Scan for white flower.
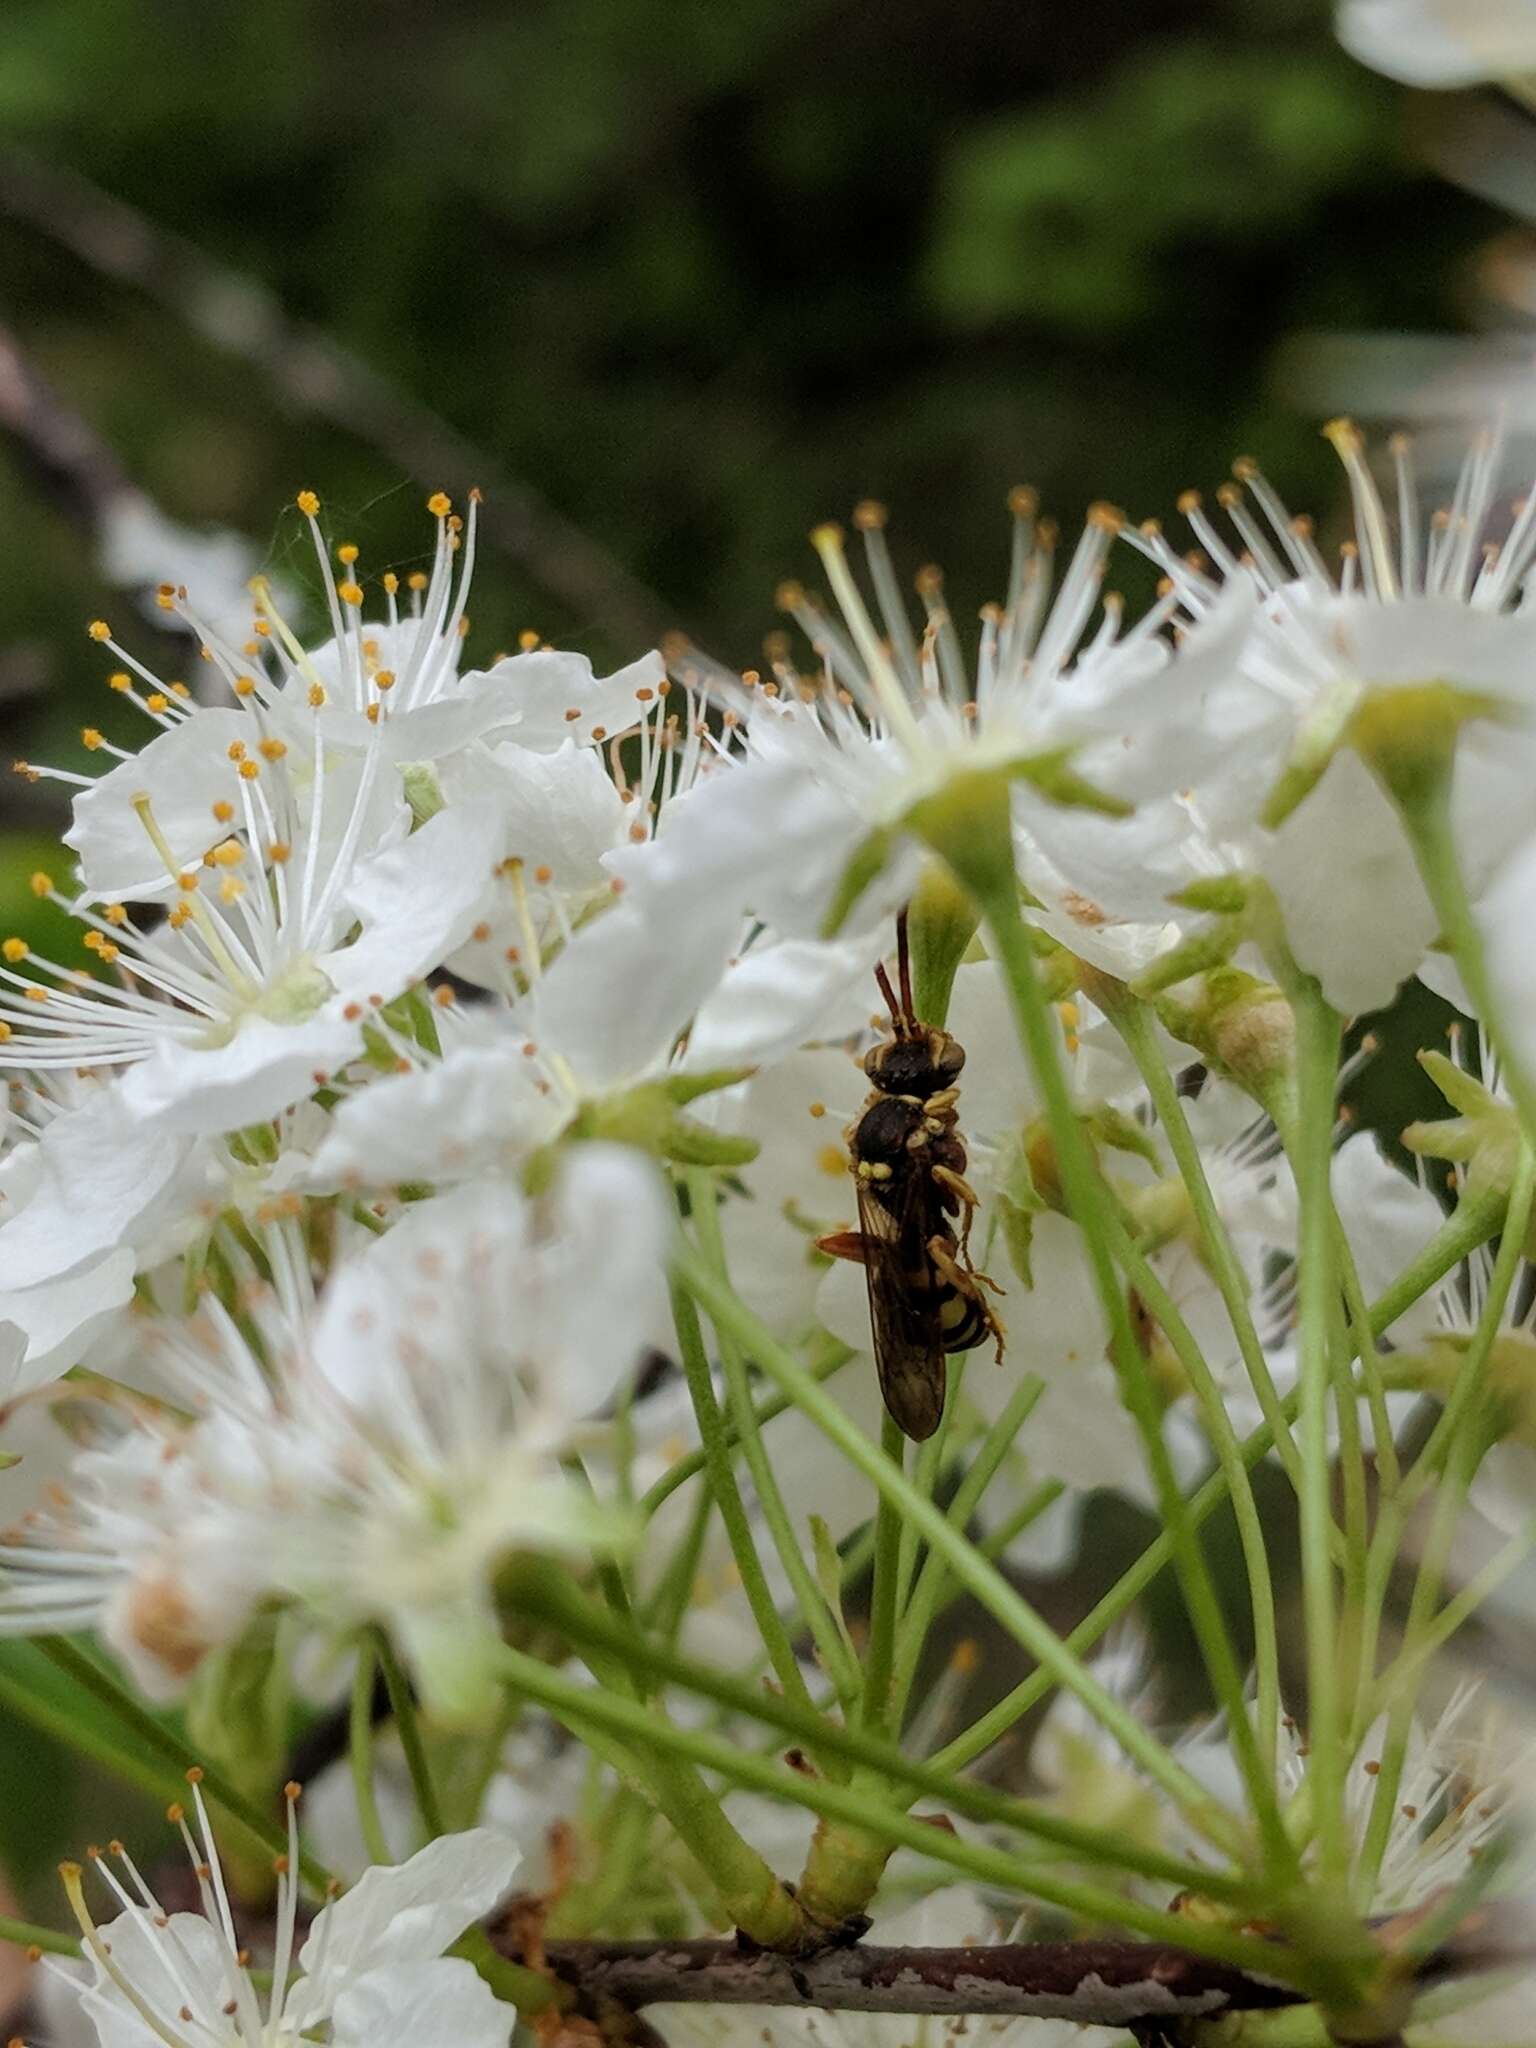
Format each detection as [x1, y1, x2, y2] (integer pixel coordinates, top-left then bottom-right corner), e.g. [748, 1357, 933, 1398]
[59, 1781, 517, 2048]
[266, 1145, 671, 1715]
[1128, 426, 1536, 1013]
[0, 775, 504, 1135]
[1338, 0, 1536, 87]
[648, 499, 1253, 950]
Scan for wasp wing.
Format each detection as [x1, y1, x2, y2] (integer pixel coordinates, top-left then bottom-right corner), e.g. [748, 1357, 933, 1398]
[854, 1170, 947, 1442]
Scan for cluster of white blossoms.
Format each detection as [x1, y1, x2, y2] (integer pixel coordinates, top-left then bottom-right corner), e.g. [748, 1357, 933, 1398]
[2, 434, 1536, 2048]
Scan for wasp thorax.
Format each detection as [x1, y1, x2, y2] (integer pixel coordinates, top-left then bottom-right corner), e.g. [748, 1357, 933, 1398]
[865, 1028, 965, 1099]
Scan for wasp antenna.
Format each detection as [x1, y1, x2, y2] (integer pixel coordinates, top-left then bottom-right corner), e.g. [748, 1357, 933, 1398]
[874, 959, 904, 1033]
[895, 907, 914, 1025]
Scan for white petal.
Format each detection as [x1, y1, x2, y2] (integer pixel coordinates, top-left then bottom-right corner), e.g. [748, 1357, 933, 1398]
[296, 1828, 521, 1993]
[1332, 1132, 1446, 1344]
[306, 1045, 556, 1190]
[63, 710, 250, 899]
[454, 648, 665, 753]
[118, 1011, 362, 1136]
[1262, 751, 1436, 1015]
[0, 1087, 190, 1288]
[328, 1959, 514, 2048]
[1338, 0, 1536, 85]
[329, 799, 513, 1000]
[0, 1247, 137, 1397]
[684, 931, 882, 1071]
[1479, 833, 1536, 1081]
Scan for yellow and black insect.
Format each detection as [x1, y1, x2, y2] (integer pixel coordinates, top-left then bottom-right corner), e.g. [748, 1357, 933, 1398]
[817, 914, 1004, 1441]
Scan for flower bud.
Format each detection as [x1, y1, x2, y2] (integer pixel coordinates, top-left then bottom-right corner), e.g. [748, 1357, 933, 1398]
[1153, 967, 1297, 1117]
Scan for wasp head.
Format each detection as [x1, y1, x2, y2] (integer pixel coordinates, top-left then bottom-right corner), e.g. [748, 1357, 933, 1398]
[864, 1027, 965, 1100]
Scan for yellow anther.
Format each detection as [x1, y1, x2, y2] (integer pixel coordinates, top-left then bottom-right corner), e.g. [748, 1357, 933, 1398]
[227, 740, 247, 761]
[407, 571, 428, 592]
[211, 800, 234, 823]
[87, 620, 111, 642]
[29, 872, 52, 897]
[211, 840, 244, 867]
[518, 629, 540, 651]
[23, 988, 48, 1003]
[233, 675, 256, 697]
[373, 669, 395, 691]
[83, 930, 104, 952]
[2, 937, 28, 962]
[268, 841, 292, 864]
[145, 693, 169, 713]
[257, 737, 287, 761]
[432, 983, 455, 1007]
[218, 877, 245, 903]
[808, 1101, 826, 1117]
[176, 871, 199, 893]
[296, 489, 321, 518]
[104, 903, 127, 925]
[337, 582, 364, 607]
[365, 703, 380, 723]
[382, 571, 399, 594]
[817, 1143, 847, 1176]
[155, 591, 176, 612]
[237, 759, 260, 780]
[427, 490, 452, 518]
[308, 683, 326, 708]
[96, 941, 120, 964]
[107, 671, 132, 693]
[0, 1021, 11, 1043]
[168, 902, 192, 928]
[169, 682, 190, 697]
[81, 728, 104, 750]
[336, 543, 359, 566]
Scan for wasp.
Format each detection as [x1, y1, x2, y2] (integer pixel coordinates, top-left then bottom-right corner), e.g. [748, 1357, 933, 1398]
[817, 914, 1004, 1441]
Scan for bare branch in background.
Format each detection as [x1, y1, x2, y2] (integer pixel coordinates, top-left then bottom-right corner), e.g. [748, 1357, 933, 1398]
[508, 1903, 1533, 2021]
[0, 151, 676, 649]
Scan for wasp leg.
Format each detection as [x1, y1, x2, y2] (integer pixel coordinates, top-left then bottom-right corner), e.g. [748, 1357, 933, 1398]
[815, 1229, 872, 1265]
[930, 1162, 982, 1256]
[927, 1234, 1007, 1361]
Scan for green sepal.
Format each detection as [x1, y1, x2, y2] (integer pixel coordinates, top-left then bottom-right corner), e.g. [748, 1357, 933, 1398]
[1167, 873, 1256, 916]
[663, 1066, 757, 1107]
[1131, 916, 1244, 996]
[1416, 1046, 1500, 1123]
[1085, 1101, 1163, 1172]
[820, 826, 895, 939]
[400, 761, 445, 826]
[183, 1607, 292, 1823]
[907, 861, 978, 1026]
[1348, 680, 1507, 813]
[0, 1449, 18, 1471]
[1259, 675, 1360, 829]
[1007, 747, 1133, 818]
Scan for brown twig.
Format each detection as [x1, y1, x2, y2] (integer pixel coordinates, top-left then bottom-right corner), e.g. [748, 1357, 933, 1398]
[0, 151, 675, 649]
[493, 1902, 1532, 2021]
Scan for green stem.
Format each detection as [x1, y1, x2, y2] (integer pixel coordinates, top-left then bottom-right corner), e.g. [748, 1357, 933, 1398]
[492, 1644, 1302, 1978]
[888, 1373, 1045, 1723]
[675, 1249, 1243, 1859]
[862, 1413, 906, 1733]
[971, 881, 1286, 1871]
[517, 1563, 1242, 1897]
[668, 1273, 824, 1726]
[1103, 1211, 1283, 1775]
[685, 1174, 861, 1714]
[1112, 994, 1303, 1493]
[36, 1636, 331, 1894]
[929, 1197, 1500, 1776]
[1355, 1139, 1535, 1902]
[372, 1624, 445, 1840]
[1287, 983, 1349, 1892]
[349, 1636, 392, 1866]
[1400, 772, 1536, 1143]
[0, 1913, 81, 1958]
[639, 1337, 853, 1519]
